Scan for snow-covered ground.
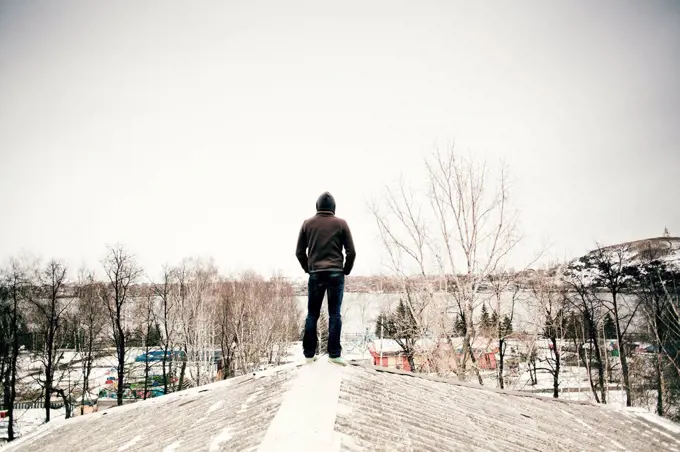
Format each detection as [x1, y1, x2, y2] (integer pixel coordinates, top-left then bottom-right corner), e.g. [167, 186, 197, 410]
[14, 347, 168, 402]
[0, 408, 65, 441]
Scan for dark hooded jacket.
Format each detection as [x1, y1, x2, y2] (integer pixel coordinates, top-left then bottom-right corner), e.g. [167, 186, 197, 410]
[296, 192, 356, 275]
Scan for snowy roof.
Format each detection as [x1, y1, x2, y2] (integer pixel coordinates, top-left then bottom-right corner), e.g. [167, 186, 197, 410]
[368, 337, 498, 355]
[4, 360, 680, 451]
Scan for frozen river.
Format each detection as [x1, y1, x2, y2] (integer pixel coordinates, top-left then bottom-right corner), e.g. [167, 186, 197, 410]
[296, 289, 646, 336]
[295, 290, 547, 336]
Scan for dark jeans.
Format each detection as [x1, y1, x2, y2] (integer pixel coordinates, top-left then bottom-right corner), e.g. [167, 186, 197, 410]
[303, 271, 344, 359]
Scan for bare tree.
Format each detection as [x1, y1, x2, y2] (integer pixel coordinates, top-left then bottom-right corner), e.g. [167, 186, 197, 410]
[368, 177, 440, 375]
[0, 284, 11, 424]
[75, 268, 107, 415]
[518, 333, 539, 387]
[583, 244, 640, 407]
[174, 258, 218, 387]
[487, 271, 521, 389]
[1, 259, 31, 442]
[528, 266, 565, 398]
[135, 285, 158, 400]
[100, 245, 143, 406]
[267, 275, 300, 365]
[216, 278, 236, 379]
[634, 253, 680, 419]
[172, 262, 189, 391]
[224, 272, 300, 376]
[369, 144, 520, 382]
[40, 322, 80, 421]
[426, 146, 520, 383]
[563, 261, 608, 404]
[153, 265, 178, 393]
[187, 260, 218, 386]
[27, 259, 72, 423]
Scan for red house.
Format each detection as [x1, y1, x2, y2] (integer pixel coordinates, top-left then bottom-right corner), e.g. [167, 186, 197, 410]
[368, 342, 412, 371]
[368, 339, 497, 372]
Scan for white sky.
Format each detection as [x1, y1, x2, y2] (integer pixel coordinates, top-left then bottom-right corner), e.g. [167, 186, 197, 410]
[1, 0, 679, 279]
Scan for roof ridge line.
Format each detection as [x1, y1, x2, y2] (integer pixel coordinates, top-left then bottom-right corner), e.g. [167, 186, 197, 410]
[258, 359, 343, 451]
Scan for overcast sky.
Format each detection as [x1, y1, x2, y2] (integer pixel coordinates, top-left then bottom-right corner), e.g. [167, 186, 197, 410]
[1, 0, 679, 279]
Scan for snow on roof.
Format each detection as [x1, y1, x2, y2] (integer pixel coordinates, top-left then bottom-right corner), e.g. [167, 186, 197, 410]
[369, 338, 446, 355]
[368, 337, 498, 355]
[4, 360, 680, 451]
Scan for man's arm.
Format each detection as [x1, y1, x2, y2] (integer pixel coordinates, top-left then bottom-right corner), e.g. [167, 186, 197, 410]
[295, 221, 309, 273]
[342, 221, 356, 275]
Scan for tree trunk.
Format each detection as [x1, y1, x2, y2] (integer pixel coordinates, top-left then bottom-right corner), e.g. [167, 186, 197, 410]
[219, 340, 233, 380]
[497, 338, 505, 389]
[44, 332, 54, 423]
[178, 353, 187, 391]
[52, 387, 71, 419]
[162, 346, 169, 394]
[612, 295, 631, 407]
[81, 331, 94, 416]
[462, 296, 475, 379]
[116, 325, 126, 407]
[168, 355, 174, 392]
[196, 352, 201, 387]
[407, 353, 416, 372]
[584, 312, 606, 404]
[656, 351, 664, 416]
[581, 345, 600, 404]
[142, 329, 151, 401]
[143, 353, 150, 400]
[2, 362, 9, 412]
[592, 338, 606, 404]
[2, 358, 11, 434]
[528, 349, 538, 386]
[44, 371, 52, 422]
[7, 292, 20, 442]
[467, 344, 484, 386]
[551, 337, 560, 398]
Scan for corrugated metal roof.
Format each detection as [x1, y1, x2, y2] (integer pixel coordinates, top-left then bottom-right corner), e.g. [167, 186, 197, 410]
[337, 364, 680, 451]
[3, 360, 680, 451]
[1, 365, 297, 452]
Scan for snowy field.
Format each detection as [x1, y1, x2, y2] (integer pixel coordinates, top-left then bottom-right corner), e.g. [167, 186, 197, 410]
[0, 409, 65, 442]
[14, 347, 162, 399]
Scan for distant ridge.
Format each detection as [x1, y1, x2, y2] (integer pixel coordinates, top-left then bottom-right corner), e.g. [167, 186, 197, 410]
[581, 235, 680, 267]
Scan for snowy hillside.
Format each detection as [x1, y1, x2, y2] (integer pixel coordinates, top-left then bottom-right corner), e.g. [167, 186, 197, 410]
[563, 235, 680, 284]
[594, 236, 680, 267]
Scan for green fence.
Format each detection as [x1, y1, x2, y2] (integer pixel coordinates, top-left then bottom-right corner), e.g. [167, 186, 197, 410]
[1, 402, 64, 410]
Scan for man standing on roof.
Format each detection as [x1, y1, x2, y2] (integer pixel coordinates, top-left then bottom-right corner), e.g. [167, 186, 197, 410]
[296, 192, 356, 366]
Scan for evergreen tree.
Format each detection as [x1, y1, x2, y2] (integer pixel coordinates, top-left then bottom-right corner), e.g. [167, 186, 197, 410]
[603, 312, 617, 339]
[502, 315, 513, 336]
[454, 313, 466, 336]
[562, 311, 583, 341]
[490, 310, 499, 335]
[372, 298, 420, 370]
[375, 311, 389, 337]
[376, 299, 418, 340]
[480, 303, 491, 334]
[147, 323, 162, 347]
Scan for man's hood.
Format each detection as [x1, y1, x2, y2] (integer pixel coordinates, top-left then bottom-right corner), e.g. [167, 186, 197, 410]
[316, 192, 336, 213]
